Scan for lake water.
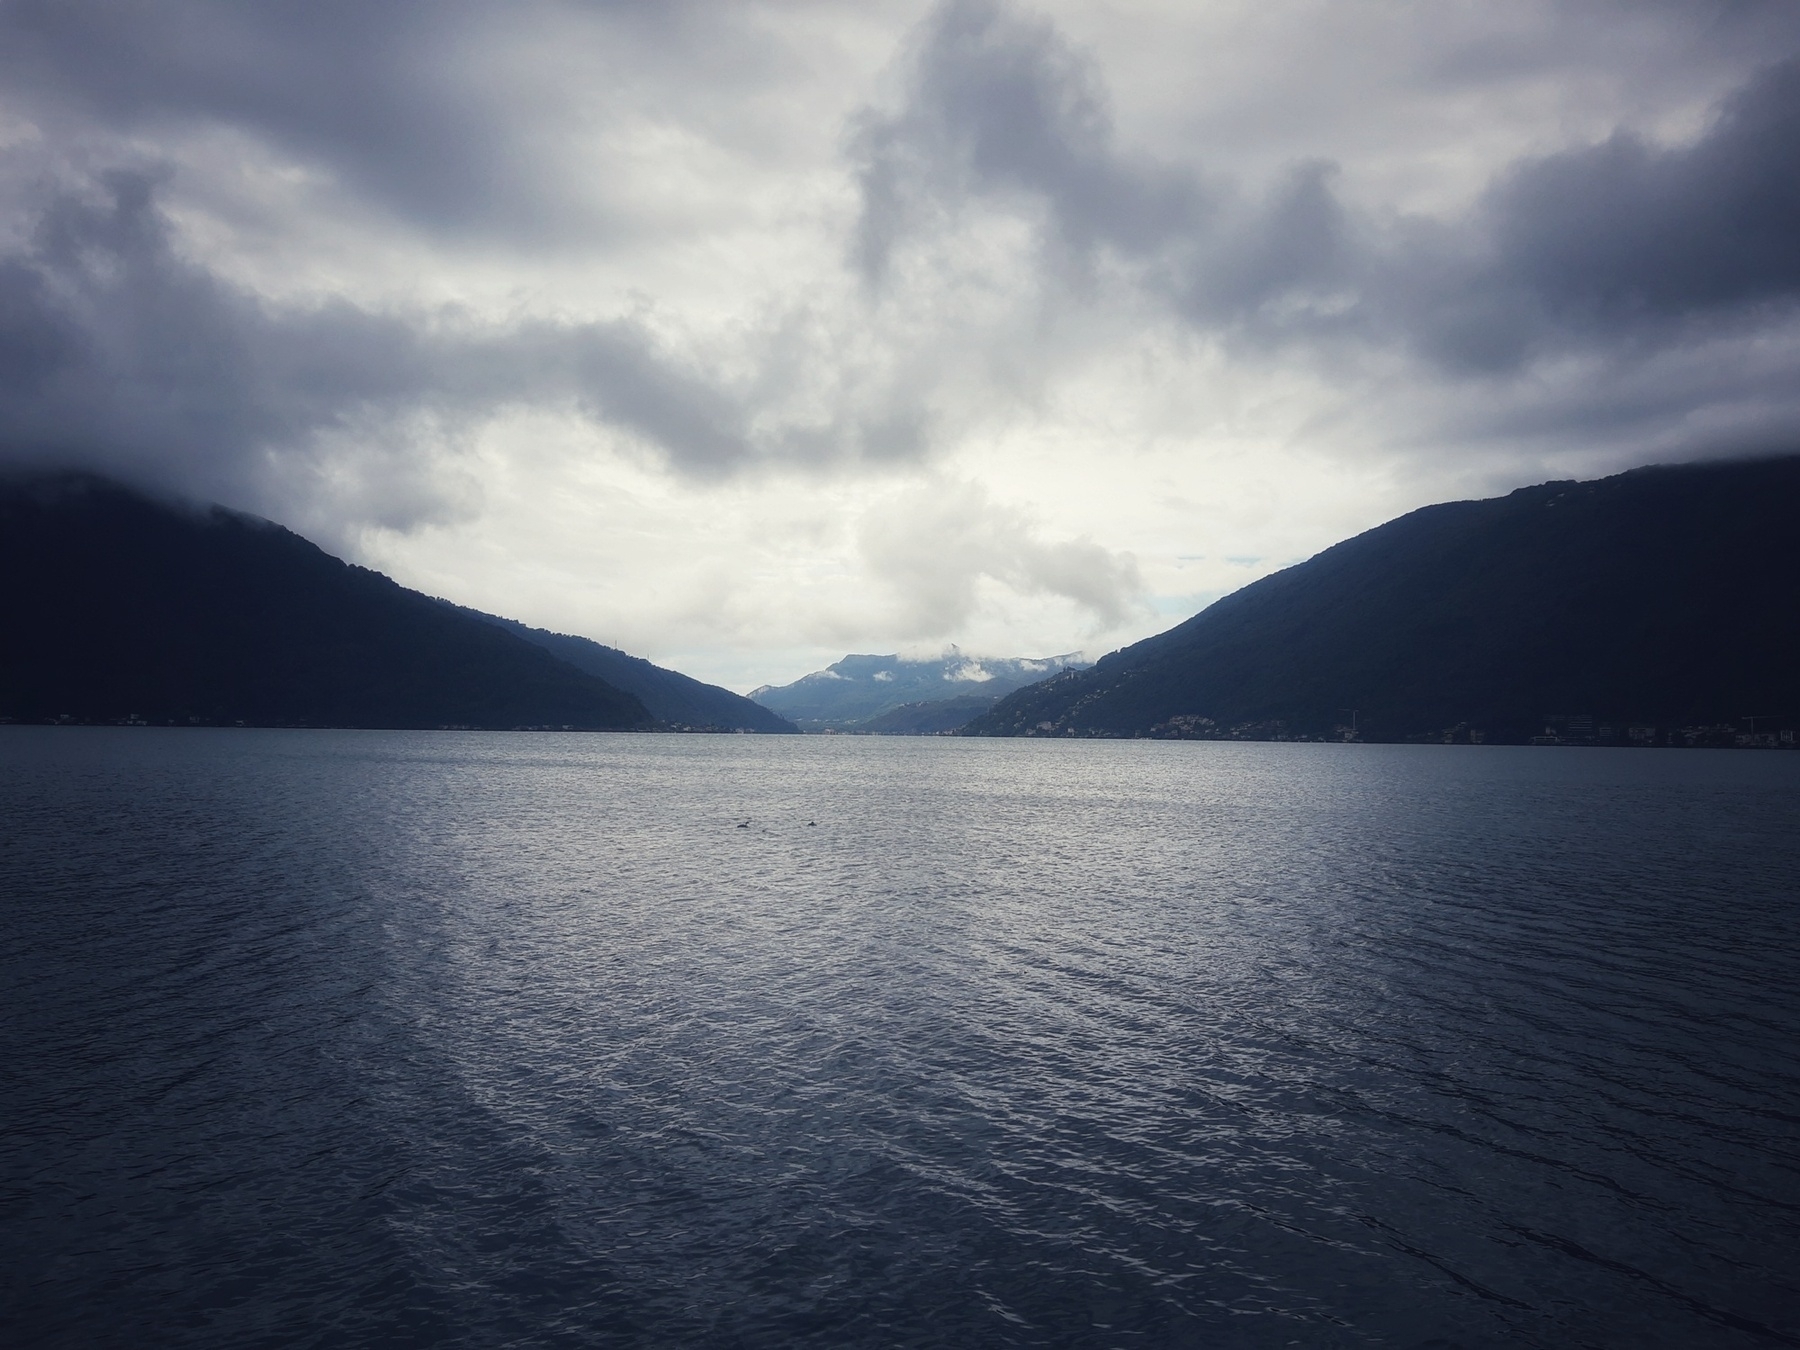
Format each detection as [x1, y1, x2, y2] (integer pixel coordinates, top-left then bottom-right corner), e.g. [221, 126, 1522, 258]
[3, 728, 1798, 1348]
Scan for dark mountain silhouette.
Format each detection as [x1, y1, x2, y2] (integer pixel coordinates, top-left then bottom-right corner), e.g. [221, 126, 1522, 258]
[451, 608, 796, 733]
[964, 457, 1800, 744]
[1, 472, 652, 730]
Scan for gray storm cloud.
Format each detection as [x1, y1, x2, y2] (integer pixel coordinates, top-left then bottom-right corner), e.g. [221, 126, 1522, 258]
[0, 0, 695, 238]
[0, 168, 772, 524]
[1443, 56, 1800, 358]
[855, 0, 1800, 364]
[851, 0, 1200, 285]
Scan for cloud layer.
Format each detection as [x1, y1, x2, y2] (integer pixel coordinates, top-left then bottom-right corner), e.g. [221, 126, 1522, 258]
[855, 2, 1800, 387]
[1, 0, 1797, 684]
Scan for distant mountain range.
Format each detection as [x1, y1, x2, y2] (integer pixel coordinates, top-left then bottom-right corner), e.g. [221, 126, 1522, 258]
[964, 457, 1800, 745]
[0, 473, 794, 733]
[751, 651, 1087, 732]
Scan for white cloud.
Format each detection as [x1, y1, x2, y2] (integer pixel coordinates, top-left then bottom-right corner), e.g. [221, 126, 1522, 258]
[859, 476, 1145, 638]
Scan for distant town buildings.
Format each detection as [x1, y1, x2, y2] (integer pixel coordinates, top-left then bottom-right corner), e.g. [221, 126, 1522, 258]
[1526, 715, 1795, 748]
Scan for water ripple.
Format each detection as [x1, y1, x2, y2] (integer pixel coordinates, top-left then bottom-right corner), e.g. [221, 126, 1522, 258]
[3, 729, 1798, 1347]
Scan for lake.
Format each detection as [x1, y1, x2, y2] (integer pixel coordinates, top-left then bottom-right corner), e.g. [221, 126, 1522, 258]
[3, 728, 1797, 1347]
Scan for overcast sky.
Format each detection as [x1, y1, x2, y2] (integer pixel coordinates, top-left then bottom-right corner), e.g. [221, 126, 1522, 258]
[3, 0, 1797, 689]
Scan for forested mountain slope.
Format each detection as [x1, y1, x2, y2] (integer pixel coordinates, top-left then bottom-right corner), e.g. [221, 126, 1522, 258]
[964, 457, 1800, 743]
[2, 473, 650, 731]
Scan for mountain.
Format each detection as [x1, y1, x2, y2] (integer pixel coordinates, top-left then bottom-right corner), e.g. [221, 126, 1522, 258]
[0, 472, 653, 730]
[475, 614, 795, 732]
[856, 693, 1002, 735]
[963, 457, 1800, 744]
[750, 650, 1087, 732]
[451, 608, 796, 733]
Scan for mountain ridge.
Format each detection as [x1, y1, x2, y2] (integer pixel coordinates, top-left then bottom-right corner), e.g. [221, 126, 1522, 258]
[449, 607, 796, 733]
[0, 472, 765, 732]
[962, 456, 1800, 744]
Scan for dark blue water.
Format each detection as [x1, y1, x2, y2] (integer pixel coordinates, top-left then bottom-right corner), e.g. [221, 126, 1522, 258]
[3, 729, 1798, 1348]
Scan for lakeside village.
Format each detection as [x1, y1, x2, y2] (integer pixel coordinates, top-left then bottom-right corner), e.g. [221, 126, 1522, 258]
[1129, 713, 1799, 747]
[1522, 714, 1796, 749]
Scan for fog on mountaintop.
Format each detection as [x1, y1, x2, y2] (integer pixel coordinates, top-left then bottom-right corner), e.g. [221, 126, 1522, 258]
[1, 1, 1798, 686]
